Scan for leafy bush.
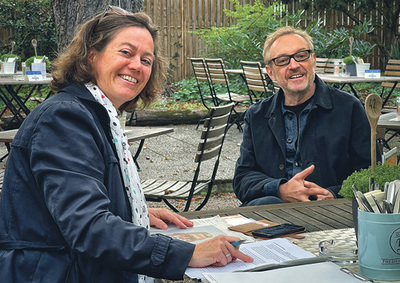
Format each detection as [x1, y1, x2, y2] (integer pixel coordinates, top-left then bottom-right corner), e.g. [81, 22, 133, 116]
[193, 0, 376, 67]
[192, 0, 300, 68]
[0, 0, 57, 61]
[339, 164, 400, 201]
[168, 76, 248, 105]
[169, 78, 207, 102]
[310, 20, 376, 59]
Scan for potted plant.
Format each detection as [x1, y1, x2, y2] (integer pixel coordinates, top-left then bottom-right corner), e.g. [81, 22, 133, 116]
[339, 163, 400, 238]
[342, 56, 357, 76]
[1, 54, 21, 74]
[340, 164, 400, 200]
[24, 56, 51, 79]
[344, 38, 376, 77]
[24, 56, 51, 69]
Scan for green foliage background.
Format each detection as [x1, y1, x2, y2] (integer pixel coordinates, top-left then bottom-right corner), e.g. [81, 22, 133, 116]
[192, 0, 376, 68]
[0, 0, 57, 61]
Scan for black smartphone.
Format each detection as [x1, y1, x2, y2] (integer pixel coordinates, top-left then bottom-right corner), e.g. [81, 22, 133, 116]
[251, 223, 305, 238]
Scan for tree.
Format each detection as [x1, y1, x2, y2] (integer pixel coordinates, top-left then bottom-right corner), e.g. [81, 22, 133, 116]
[296, 0, 400, 61]
[52, 0, 144, 51]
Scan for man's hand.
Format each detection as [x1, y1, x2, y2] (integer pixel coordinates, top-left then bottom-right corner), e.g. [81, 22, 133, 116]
[148, 208, 194, 230]
[279, 165, 333, 202]
[303, 180, 334, 200]
[188, 235, 253, 268]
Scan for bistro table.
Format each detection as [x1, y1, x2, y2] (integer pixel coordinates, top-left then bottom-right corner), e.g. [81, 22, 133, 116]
[0, 74, 52, 129]
[377, 111, 400, 150]
[0, 126, 174, 166]
[178, 200, 398, 283]
[179, 200, 348, 282]
[318, 73, 400, 105]
[181, 198, 354, 233]
[227, 69, 400, 106]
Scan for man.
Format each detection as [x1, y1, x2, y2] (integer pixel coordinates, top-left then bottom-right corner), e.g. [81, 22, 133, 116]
[233, 26, 374, 206]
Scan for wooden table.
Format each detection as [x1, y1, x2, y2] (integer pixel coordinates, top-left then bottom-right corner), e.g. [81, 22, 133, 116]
[318, 74, 400, 105]
[0, 126, 174, 165]
[0, 75, 52, 129]
[377, 111, 400, 150]
[179, 200, 400, 283]
[178, 199, 364, 283]
[180, 199, 354, 233]
[378, 111, 400, 131]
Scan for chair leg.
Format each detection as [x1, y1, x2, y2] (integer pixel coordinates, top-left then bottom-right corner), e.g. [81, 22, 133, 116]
[127, 111, 137, 126]
[228, 107, 244, 132]
[195, 113, 207, 130]
[195, 183, 214, 211]
[162, 198, 180, 212]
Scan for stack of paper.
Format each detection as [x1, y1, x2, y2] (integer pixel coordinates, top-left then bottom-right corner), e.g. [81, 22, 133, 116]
[202, 261, 367, 283]
[185, 238, 315, 279]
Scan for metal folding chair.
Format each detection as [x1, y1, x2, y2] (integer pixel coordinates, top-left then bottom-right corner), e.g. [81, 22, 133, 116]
[240, 60, 273, 101]
[205, 58, 252, 131]
[142, 103, 234, 212]
[190, 58, 219, 108]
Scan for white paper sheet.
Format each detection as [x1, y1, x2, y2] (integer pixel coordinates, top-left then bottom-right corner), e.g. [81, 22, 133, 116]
[202, 262, 364, 283]
[185, 238, 315, 279]
[149, 215, 255, 244]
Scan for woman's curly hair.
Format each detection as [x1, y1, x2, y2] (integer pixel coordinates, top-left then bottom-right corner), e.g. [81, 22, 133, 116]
[50, 11, 168, 112]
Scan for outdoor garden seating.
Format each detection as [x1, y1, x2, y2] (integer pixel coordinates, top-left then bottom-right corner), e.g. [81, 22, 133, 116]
[205, 58, 254, 131]
[381, 59, 400, 106]
[141, 103, 234, 212]
[240, 60, 273, 101]
[315, 57, 343, 75]
[190, 58, 219, 109]
[315, 57, 329, 74]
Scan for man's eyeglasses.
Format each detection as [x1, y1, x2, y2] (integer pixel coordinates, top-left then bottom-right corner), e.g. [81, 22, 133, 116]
[268, 50, 312, 67]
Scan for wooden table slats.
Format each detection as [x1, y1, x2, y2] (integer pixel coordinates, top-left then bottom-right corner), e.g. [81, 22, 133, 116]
[180, 199, 354, 233]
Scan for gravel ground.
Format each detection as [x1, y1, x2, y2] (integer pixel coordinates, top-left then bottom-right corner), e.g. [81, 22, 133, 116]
[146, 191, 242, 211]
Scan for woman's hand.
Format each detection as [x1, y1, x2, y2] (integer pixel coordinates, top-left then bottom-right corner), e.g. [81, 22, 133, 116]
[148, 208, 193, 230]
[188, 235, 253, 268]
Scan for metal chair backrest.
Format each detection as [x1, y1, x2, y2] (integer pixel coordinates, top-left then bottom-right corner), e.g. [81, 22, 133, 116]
[240, 60, 271, 99]
[205, 58, 235, 101]
[142, 103, 234, 212]
[187, 102, 234, 210]
[190, 58, 218, 108]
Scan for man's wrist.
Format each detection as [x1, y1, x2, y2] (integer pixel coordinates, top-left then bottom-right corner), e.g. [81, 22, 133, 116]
[263, 178, 287, 198]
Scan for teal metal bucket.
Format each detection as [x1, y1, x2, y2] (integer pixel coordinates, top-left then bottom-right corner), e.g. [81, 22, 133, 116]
[358, 208, 400, 281]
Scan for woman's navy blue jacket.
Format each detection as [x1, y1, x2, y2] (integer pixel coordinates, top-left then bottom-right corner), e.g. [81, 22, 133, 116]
[0, 84, 194, 282]
[234, 76, 374, 204]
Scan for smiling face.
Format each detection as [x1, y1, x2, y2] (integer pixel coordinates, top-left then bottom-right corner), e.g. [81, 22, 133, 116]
[89, 26, 154, 109]
[265, 33, 316, 105]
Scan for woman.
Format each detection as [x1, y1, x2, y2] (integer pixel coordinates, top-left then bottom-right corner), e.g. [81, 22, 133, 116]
[0, 7, 252, 283]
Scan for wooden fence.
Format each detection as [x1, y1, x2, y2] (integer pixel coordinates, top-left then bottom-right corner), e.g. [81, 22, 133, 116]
[144, 0, 399, 82]
[143, 0, 246, 82]
[1, 1, 398, 82]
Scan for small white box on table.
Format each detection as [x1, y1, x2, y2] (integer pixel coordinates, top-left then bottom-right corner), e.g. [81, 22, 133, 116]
[364, 69, 381, 78]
